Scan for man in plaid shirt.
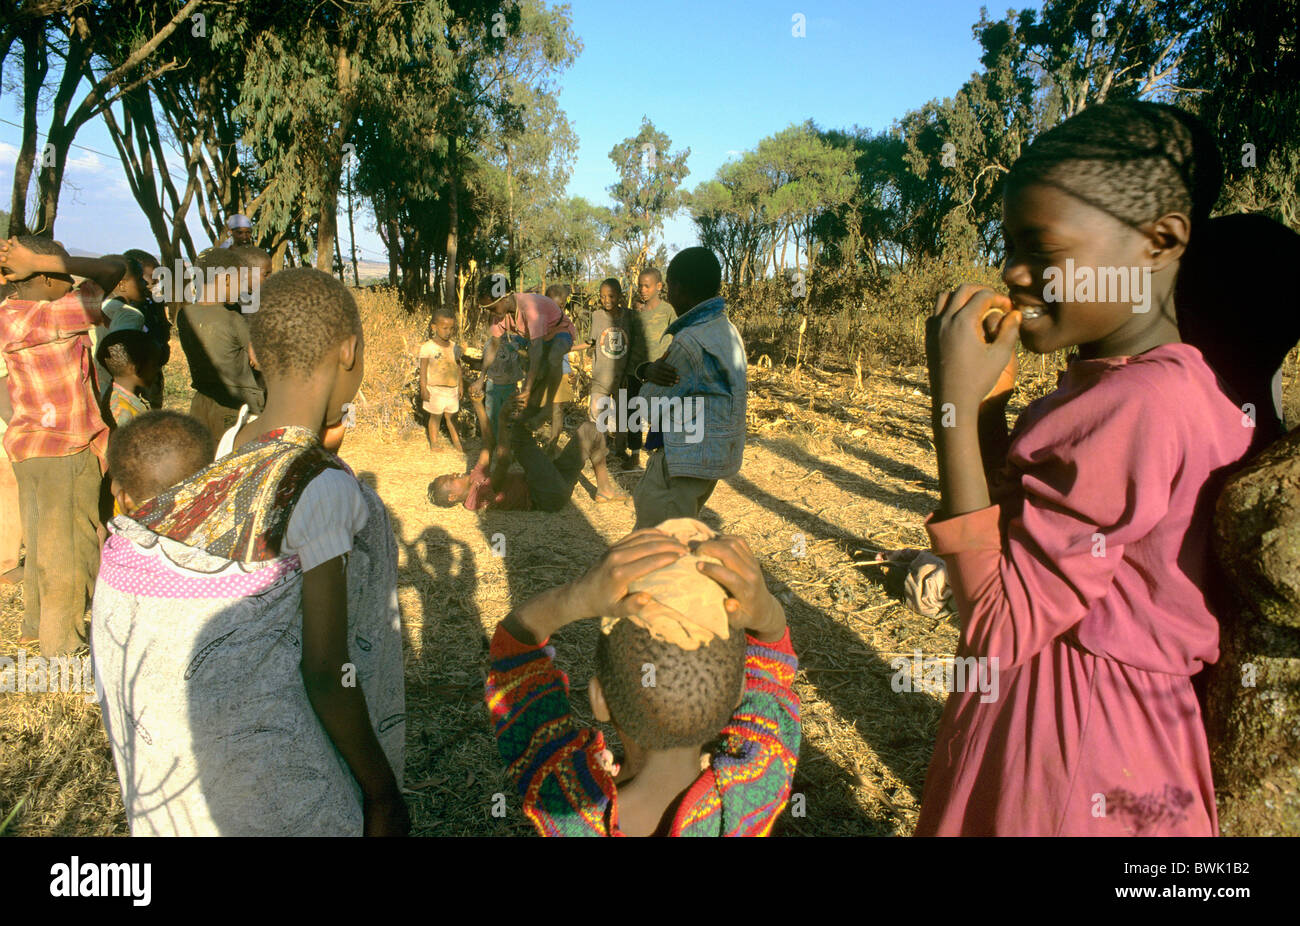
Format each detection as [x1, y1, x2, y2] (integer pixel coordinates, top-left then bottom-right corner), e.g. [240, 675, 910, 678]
[0, 237, 125, 655]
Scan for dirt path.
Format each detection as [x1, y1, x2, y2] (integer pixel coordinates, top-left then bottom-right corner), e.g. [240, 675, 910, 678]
[1, 364, 960, 836]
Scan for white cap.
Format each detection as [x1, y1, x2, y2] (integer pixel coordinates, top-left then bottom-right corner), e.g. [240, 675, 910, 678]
[226, 213, 252, 230]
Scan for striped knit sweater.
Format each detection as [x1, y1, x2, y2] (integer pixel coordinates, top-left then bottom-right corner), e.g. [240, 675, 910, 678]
[486, 623, 801, 836]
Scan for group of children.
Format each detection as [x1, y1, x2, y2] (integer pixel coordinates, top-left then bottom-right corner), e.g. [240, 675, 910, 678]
[1, 96, 1294, 838]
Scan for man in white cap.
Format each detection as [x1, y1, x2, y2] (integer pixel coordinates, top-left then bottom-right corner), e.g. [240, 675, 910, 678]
[218, 214, 253, 249]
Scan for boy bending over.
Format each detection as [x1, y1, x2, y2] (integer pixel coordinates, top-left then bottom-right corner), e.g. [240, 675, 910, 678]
[486, 518, 800, 836]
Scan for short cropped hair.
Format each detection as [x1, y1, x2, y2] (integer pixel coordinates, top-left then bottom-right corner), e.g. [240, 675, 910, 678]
[1006, 101, 1221, 232]
[594, 619, 747, 750]
[428, 475, 459, 507]
[227, 245, 272, 269]
[248, 268, 361, 379]
[666, 247, 722, 305]
[638, 267, 662, 283]
[599, 277, 623, 294]
[107, 410, 214, 504]
[544, 283, 572, 303]
[432, 305, 456, 323]
[96, 329, 158, 379]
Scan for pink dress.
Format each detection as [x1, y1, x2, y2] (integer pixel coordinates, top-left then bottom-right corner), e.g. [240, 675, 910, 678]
[918, 343, 1253, 836]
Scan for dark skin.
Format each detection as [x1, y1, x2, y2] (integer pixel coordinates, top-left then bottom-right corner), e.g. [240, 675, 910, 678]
[636, 269, 715, 388]
[476, 292, 566, 446]
[0, 238, 125, 301]
[927, 181, 1189, 520]
[503, 529, 786, 836]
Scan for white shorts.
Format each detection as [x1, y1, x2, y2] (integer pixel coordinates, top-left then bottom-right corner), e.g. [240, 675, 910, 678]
[424, 385, 460, 415]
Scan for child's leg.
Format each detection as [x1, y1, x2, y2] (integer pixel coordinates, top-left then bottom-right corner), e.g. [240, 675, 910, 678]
[444, 412, 463, 453]
[562, 420, 625, 500]
[425, 414, 440, 450]
[472, 393, 492, 452]
[632, 452, 715, 530]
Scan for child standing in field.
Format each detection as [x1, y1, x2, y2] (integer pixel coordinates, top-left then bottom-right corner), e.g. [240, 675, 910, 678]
[92, 269, 407, 836]
[419, 306, 465, 454]
[486, 519, 800, 836]
[624, 268, 674, 470]
[632, 248, 747, 530]
[587, 278, 631, 458]
[0, 237, 125, 654]
[918, 102, 1251, 836]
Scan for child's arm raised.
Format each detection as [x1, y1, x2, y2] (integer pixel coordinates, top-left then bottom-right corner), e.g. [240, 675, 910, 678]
[502, 528, 689, 645]
[0, 239, 125, 296]
[300, 557, 409, 836]
[927, 286, 1022, 518]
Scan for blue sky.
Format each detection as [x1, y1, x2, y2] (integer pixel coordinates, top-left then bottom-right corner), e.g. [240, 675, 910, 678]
[0, 0, 1001, 263]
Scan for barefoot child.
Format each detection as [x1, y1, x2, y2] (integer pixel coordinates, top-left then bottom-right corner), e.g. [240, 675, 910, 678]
[91, 268, 407, 836]
[419, 307, 464, 453]
[623, 268, 674, 470]
[485, 519, 800, 836]
[918, 101, 1253, 836]
[586, 278, 632, 461]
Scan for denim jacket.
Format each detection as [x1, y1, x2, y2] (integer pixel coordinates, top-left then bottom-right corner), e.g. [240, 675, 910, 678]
[640, 297, 747, 480]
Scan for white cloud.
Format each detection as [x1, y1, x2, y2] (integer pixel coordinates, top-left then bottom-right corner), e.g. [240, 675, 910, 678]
[0, 141, 17, 168]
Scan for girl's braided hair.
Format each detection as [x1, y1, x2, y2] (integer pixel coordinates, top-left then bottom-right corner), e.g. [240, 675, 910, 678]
[1006, 101, 1222, 233]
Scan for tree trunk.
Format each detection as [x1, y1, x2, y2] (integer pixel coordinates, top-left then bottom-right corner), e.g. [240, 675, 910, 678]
[443, 138, 460, 309]
[7, 24, 47, 236]
[346, 161, 359, 286]
[315, 44, 357, 271]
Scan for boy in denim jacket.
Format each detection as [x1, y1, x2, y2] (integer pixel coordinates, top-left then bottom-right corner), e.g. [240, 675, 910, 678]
[630, 248, 747, 529]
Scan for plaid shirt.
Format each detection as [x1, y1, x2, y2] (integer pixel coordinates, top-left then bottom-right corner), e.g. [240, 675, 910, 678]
[0, 281, 109, 466]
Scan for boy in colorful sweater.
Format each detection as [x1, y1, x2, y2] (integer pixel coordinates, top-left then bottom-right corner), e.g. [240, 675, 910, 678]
[486, 519, 800, 836]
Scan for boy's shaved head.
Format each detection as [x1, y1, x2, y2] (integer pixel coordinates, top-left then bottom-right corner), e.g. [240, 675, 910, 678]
[96, 329, 158, 379]
[107, 410, 214, 504]
[250, 267, 361, 379]
[638, 267, 662, 283]
[596, 620, 746, 749]
[228, 245, 272, 270]
[433, 305, 455, 322]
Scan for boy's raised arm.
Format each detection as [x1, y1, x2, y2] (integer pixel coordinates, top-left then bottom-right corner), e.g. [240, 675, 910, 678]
[0, 239, 124, 296]
[299, 557, 409, 836]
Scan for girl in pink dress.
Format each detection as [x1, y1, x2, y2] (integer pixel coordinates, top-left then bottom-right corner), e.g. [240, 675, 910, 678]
[918, 102, 1252, 835]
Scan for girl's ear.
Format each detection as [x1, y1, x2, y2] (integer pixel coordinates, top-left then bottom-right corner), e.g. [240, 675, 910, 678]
[589, 677, 611, 723]
[1146, 211, 1191, 271]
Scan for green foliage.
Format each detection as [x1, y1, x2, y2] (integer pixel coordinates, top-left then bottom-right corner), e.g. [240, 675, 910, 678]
[607, 118, 691, 280]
